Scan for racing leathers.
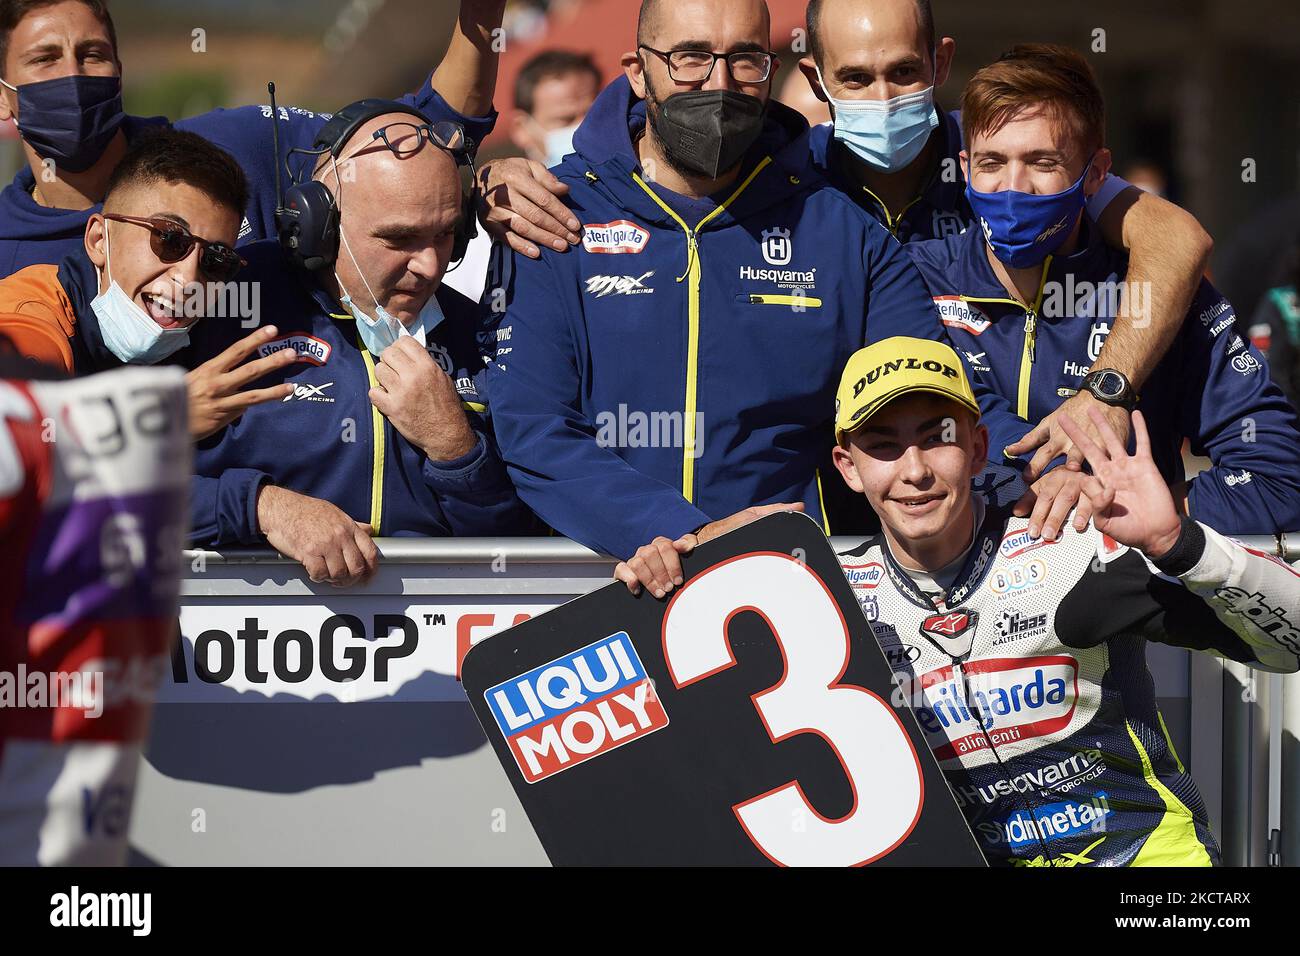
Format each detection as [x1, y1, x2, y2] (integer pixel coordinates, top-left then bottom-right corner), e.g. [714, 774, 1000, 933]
[838, 504, 1300, 867]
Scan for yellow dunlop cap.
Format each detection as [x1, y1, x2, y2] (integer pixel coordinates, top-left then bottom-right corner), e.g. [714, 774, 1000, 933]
[835, 336, 980, 443]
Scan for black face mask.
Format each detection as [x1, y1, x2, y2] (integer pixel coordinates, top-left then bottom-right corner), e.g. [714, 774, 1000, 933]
[648, 90, 766, 180]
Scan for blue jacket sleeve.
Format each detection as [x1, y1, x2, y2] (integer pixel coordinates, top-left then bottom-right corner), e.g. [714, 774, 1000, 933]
[421, 420, 535, 536]
[484, 246, 712, 559]
[189, 469, 270, 548]
[1182, 282, 1300, 535]
[863, 231, 1031, 465]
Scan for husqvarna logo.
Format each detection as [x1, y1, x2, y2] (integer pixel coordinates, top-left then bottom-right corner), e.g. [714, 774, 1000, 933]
[761, 227, 792, 266]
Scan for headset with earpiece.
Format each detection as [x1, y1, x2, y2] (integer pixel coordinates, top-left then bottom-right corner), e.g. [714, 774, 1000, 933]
[268, 84, 478, 273]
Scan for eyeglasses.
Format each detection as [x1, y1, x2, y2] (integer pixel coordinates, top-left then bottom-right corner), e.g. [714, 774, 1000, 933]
[103, 214, 246, 283]
[638, 45, 775, 84]
[360, 120, 470, 160]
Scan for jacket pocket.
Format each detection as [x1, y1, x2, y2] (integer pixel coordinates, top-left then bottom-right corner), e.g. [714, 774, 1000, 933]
[736, 293, 823, 309]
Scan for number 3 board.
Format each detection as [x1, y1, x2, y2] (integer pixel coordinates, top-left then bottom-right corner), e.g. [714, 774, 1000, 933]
[461, 512, 985, 866]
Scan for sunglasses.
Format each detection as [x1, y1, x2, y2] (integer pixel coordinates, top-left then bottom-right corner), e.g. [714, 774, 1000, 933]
[103, 214, 247, 283]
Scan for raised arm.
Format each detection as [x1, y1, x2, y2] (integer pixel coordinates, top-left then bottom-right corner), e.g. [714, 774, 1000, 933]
[1057, 406, 1300, 672]
[430, 0, 508, 120]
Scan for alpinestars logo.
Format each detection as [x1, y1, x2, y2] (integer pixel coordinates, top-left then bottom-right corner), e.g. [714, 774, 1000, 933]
[1215, 587, 1300, 653]
[585, 271, 655, 298]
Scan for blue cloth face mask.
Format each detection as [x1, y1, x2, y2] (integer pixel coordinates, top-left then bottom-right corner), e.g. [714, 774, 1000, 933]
[816, 68, 939, 173]
[965, 157, 1094, 268]
[0, 73, 125, 173]
[91, 227, 192, 365]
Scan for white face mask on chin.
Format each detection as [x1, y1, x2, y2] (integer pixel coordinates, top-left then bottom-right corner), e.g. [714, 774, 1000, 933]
[91, 226, 191, 365]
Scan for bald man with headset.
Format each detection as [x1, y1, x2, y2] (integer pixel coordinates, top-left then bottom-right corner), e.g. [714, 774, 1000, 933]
[186, 100, 532, 587]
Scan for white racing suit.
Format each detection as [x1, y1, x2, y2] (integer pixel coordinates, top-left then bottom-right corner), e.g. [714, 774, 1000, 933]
[838, 506, 1300, 866]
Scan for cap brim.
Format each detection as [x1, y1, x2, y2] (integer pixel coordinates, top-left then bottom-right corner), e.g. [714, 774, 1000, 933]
[837, 384, 981, 442]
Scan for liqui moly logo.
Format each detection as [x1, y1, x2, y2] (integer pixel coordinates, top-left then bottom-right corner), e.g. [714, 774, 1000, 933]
[485, 632, 668, 783]
[901, 656, 1078, 762]
[582, 220, 650, 254]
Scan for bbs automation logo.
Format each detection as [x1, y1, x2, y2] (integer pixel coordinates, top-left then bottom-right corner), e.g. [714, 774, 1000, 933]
[485, 632, 668, 783]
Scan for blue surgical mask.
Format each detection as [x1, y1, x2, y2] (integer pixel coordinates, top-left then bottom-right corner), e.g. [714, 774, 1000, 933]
[0, 73, 124, 173]
[91, 228, 191, 365]
[965, 158, 1093, 268]
[816, 68, 938, 173]
[336, 225, 446, 358]
[543, 122, 579, 168]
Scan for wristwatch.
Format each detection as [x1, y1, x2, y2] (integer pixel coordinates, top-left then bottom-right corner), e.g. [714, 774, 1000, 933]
[1081, 369, 1138, 411]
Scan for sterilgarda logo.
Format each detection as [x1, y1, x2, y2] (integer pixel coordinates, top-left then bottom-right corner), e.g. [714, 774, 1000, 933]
[933, 296, 991, 336]
[484, 632, 668, 783]
[903, 655, 1078, 762]
[842, 562, 885, 591]
[999, 528, 1055, 561]
[257, 333, 331, 366]
[582, 220, 650, 255]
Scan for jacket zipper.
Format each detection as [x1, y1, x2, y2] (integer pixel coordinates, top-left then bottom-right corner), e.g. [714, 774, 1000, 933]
[631, 159, 772, 503]
[859, 184, 923, 237]
[959, 256, 1053, 420]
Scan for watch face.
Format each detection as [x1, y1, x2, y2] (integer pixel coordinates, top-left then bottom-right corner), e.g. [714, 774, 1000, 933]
[1092, 371, 1125, 399]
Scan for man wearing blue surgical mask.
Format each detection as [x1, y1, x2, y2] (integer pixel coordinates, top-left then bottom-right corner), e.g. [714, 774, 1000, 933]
[793, 0, 1230, 507]
[905, 44, 1300, 537]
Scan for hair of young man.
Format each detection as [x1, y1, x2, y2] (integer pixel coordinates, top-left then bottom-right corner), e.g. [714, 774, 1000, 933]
[103, 127, 249, 217]
[806, 0, 935, 69]
[0, 0, 118, 75]
[514, 49, 601, 115]
[962, 42, 1106, 156]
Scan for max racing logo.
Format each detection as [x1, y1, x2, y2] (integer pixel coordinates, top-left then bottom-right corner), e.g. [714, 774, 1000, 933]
[486, 632, 668, 783]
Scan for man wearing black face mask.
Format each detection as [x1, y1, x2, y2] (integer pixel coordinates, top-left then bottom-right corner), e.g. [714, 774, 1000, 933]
[0, 0, 507, 277]
[481, 0, 1041, 562]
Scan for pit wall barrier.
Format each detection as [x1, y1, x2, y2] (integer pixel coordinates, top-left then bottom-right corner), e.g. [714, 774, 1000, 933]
[126, 535, 1298, 866]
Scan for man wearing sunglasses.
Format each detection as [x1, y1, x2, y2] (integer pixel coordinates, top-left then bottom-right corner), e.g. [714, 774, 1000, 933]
[0, 127, 303, 441]
[0, 0, 507, 276]
[184, 111, 531, 588]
